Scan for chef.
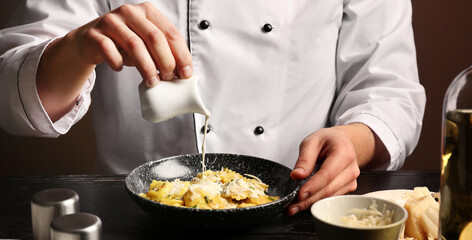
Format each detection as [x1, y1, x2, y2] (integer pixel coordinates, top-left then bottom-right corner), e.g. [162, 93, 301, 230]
[0, 0, 426, 216]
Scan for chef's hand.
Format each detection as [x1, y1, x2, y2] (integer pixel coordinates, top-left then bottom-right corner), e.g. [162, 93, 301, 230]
[287, 123, 388, 216]
[37, 2, 192, 121]
[70, 2, 193, 85]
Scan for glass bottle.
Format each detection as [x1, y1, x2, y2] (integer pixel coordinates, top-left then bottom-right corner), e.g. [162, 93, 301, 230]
[440, 66, 472, 239]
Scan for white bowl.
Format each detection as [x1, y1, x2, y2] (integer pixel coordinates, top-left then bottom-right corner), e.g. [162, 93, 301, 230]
[311, 195, 408, 240]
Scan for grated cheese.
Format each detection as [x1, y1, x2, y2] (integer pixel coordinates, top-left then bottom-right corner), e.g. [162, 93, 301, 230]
[341, 200, 394, 227]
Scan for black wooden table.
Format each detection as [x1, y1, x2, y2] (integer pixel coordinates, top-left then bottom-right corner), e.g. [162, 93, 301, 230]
[0, 170, 440, 239]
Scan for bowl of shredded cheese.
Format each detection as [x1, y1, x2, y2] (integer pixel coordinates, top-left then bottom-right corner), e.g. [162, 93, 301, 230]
[125, 153, 300, 228]
[311, 195, 408, 240]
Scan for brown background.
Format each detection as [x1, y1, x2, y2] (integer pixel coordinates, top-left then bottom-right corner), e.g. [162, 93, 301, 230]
[1, 1, 471, 176]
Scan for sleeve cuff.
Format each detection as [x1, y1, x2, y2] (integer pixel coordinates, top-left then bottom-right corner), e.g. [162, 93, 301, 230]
[17, 38, 95, 136]
[336, 112, 403, 170]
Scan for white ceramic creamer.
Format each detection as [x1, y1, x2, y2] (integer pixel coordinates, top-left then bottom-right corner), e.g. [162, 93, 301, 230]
[138, 75, 210, 123]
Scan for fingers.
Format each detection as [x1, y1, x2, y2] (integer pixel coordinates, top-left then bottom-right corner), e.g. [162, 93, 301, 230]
[99, 10, 160, 86]
[299, 158, 359, 202]
[288, 160, 359, 216]
[120, 2, 192, 80]
[77, 3, 192, 87]
[290, 135, 322, 180]
[115, 4, 178, 81]
[82, 27, 124, 71]
[287, 128, 360, 216]
[142, 2, 193, 79]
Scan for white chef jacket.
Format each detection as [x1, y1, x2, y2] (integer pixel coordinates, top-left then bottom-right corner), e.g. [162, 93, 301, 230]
[0, 0, 426, 174]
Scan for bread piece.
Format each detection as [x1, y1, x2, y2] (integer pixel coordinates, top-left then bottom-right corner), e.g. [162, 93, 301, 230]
[404, 187, 439, 240]
[421, 203, 439, 239]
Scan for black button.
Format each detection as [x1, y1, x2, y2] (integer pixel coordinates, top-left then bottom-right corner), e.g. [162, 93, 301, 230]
[254, 126, 264, 135]
[262, 23, 272, 33]
[199, 20, 210, 30]
[200, 124, 212, 134]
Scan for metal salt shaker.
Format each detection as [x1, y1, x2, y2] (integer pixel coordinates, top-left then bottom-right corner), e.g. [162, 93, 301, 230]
[50, 213, 102, 240]
[31, 188, 79, 240]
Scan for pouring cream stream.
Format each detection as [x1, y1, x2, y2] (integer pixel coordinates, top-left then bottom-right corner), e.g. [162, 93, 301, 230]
[138, 75, 211, 174]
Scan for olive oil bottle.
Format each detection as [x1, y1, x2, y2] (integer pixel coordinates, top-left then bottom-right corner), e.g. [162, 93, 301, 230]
[440, 66, 472, 240]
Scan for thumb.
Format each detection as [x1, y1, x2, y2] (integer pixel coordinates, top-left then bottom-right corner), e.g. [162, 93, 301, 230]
[290, 134, 322, 180]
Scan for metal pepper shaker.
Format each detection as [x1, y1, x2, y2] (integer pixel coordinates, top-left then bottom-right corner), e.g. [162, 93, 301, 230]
[50, 213, 102, 240]
[31, 188, 79, 240]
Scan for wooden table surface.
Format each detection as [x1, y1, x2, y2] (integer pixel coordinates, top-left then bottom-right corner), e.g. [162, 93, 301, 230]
[0, 170, 440, 239]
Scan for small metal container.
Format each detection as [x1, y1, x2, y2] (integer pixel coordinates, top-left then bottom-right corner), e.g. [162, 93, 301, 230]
[31, 188, 79, 240]
[50, 213, 102, 240]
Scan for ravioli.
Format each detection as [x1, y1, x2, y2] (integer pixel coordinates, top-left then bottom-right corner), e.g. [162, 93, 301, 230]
[140, 168, 279, 209]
